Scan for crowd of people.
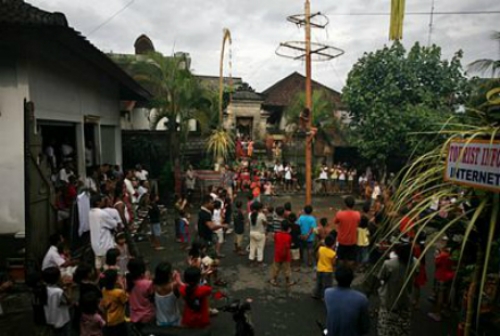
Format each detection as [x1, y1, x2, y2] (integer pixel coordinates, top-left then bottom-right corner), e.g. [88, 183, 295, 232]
[31, 154, 464, 336]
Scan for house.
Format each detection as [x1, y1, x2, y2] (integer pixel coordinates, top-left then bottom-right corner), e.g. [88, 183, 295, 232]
[110, 35, 243, 131]
[0, 0, 150, 261]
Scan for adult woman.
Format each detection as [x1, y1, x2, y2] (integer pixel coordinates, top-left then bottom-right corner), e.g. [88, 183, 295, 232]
[377, 244, 415, 336]
[185, 165, 196, 205]
[248, 202, 267, 265]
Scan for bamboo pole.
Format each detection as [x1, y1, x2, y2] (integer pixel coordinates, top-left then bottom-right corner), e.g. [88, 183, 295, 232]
[305, 0, 313, 205]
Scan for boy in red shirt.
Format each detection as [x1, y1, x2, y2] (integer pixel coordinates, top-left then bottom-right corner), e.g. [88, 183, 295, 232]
[269, 222, 295, 287]
[428, 238, 455, 322]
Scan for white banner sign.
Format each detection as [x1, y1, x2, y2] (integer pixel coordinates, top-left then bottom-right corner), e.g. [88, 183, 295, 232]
[445, 140, 500, 192]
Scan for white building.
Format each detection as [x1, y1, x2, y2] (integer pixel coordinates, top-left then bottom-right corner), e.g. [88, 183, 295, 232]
[0, 0, 150, 259]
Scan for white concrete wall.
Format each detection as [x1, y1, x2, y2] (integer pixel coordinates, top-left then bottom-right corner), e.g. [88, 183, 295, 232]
[28, 57, 123, 168]
[0, 54, 28, 234]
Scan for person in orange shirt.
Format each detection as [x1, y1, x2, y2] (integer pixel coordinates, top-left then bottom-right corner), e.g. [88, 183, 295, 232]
[333, 196, 361, 268]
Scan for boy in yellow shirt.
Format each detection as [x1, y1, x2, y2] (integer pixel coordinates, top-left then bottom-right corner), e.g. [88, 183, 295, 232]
[100, 269, 128, 335]
[312, 235, 337, 300]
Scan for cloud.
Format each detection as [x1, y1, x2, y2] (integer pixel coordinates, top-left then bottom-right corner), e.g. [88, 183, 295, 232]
[29, 0, 500, 92]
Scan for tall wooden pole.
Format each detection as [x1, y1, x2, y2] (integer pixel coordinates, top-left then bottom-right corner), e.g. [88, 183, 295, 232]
[305, 0, 313, 205]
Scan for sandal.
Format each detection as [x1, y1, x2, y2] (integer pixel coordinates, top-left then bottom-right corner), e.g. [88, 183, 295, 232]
[269, 280, 278, 287]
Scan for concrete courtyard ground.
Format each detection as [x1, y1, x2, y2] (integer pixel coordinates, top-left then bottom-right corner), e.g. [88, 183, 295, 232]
[139, 194, 458, 336]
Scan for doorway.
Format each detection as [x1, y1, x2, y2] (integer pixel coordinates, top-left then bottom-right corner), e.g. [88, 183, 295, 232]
[236, 117, 253, 138]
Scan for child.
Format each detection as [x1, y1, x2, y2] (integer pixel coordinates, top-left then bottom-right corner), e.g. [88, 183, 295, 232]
[316, 217, 329, 243]
[233, 201, 246, 255]
[312, 235, 336, 300]
[298, 205, 317, 268]
[126, 258, 155, 328]
[148, 193, 165, 251]
[178, 210, 191, 250]
[212, 201, 224, 258]
[288, 213, 301, 272]
[74, 264, 102, 330]
[179, 266, 213, 328]
[413, 234, 428, 308]
[115, 233, 130, 276]
[246, 194, 254, 215]
[250, 178, 261, 202]
[104, 248, 120, 272]
[269, 221, 295, 287]
[154, 262, 182, 327]
[80, 292, 106, 336]
[262, 180, 273, 205]
[100, 270, 128, 336]
[284, 202, 292, 220]
[428, 238, 454, 322]
[41, 267, 72, 335]
[357, 214, 370, 270]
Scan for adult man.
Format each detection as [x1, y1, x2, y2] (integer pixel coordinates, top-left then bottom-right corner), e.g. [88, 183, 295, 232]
[135, 164, 149, 182]
[124, 169, 138, 203]
[89, 194, 119, 269]
[333, 196, 361, 266]
[325, 266, 370, 336]
[41, 234, 73, 270]
[197, 195, 227, 255]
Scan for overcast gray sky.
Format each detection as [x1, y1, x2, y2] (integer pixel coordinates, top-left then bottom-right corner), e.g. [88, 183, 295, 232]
[30, 0, 500, 92]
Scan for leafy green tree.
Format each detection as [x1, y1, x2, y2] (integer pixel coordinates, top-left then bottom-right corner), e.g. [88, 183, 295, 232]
[127, 52, 211, 162]
[343, 41, 470, 176]
[284, 90, 336, 128]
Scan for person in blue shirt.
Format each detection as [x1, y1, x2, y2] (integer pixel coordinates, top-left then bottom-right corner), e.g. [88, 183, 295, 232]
[297, 205, 317, 267]
[325, 266, 370, 336]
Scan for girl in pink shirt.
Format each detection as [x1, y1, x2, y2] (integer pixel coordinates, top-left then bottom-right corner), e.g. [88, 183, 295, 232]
[126, 259, 155, 328]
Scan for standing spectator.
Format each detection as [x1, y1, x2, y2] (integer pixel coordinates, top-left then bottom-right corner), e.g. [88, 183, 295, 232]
[185, 165, 197, 204]
[134, 164, 149, 182]
[124, 170, 138, 203]
[377, 244, 415, 336]
[179, 210, 191, 250]
[371, 181, 381, 205]
[175, 195, 188, 243]
[319, 165, 329, 195]
[325, 266, 370, 336]
[338, 168, 347, 193]
[269, 221, 295, 287]
[126, 259, 155, 329]
[89, 194, 119, 270]
[413, 234, 428, 308]
[115, 233, 130, 276]
[288, 213, 302, 272]
[80, 292, 105, 336]
[212, 200, 225, 258]
[298, 205, 317, 268]
[100, 270, 128, 336]
[333, 196, 361, 268]
[233, 201, 245, 255]
[249, 202, 267, 266]
[179, 267, 213, 328]
[197, 196, 227, 257]
[284, 164, 292, 192]
[312, 235, 336, 300]
[428, 238, 455, 322]
[357, 215, 371, 270]
[41, 267, 72, 336]
[148, 193, 165, 251]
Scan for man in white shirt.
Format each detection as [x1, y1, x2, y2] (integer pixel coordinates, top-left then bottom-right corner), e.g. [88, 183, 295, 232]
[135, 164, 149, 181]
[124, 170, 138, 203]
[42, 234, 72, 271]
[372, 181, 381, 202]
[58, 162, 74, 184]
[89, 195, 119, 269]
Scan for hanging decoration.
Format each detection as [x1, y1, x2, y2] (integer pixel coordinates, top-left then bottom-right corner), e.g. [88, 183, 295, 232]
[389, 0, 406, 40]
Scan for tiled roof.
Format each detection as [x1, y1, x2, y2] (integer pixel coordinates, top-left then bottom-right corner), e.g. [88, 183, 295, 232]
[0, 0, 151, 101]
[262, 72, 343, 108]
[0, 0, 68, 26]
[233, 90, 263, 102]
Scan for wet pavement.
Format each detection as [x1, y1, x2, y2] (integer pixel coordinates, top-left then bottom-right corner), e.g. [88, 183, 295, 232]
[139, 194, 458, 336]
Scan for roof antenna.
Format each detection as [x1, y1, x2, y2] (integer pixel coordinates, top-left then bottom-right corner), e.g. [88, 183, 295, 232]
[427, 0, 436, 46]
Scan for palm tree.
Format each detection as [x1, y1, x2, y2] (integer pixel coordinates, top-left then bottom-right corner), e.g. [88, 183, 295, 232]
[378, 95, 499, 335]
[128, 52, 211, 163]
[468, 31, 500, 77]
